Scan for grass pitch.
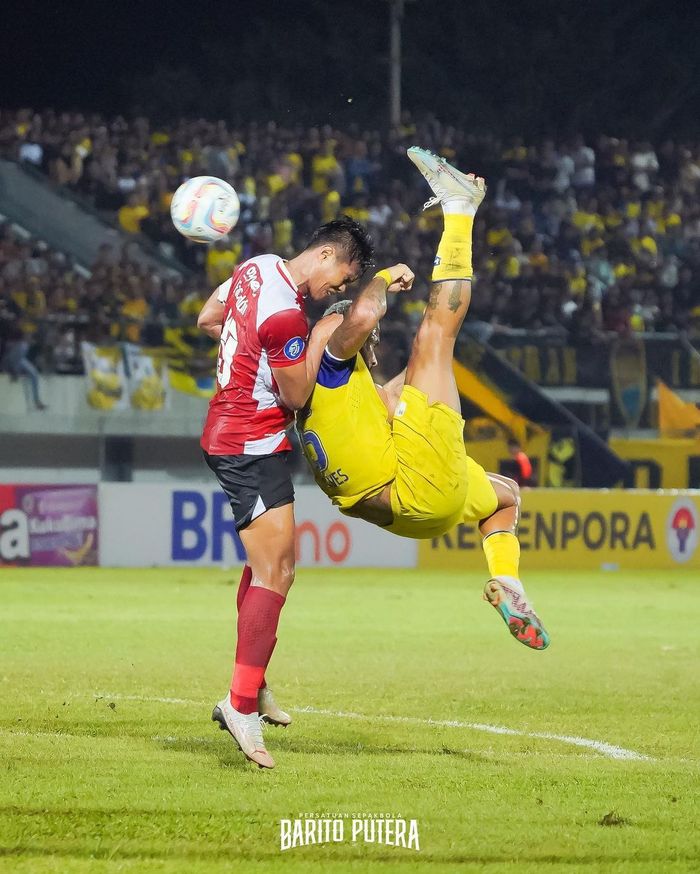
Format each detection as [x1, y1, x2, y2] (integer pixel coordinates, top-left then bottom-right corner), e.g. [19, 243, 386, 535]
[1, 567, 699, 873]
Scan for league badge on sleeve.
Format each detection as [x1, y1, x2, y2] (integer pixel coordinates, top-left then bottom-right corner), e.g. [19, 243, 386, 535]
[284, 337, 305, 361]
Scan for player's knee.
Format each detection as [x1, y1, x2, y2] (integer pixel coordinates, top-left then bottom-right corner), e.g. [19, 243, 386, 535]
[250, 550, 295, 590]
[492, 474, 519, 509]
[269, 555, 295, 588]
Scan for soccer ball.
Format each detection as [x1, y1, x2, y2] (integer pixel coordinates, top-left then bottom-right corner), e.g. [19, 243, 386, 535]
[170, 176, 240, 243]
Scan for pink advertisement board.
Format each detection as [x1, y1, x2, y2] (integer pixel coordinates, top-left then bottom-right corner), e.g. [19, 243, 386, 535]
[0, 485, 98, 567]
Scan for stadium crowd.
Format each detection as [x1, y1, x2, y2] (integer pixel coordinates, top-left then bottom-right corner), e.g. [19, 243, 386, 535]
[2, 108, 700, 385]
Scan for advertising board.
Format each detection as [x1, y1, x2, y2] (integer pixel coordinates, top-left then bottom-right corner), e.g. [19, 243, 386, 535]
[419, 490, 700, 570]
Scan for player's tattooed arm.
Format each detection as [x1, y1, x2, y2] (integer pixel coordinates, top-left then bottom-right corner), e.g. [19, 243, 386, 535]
[327, 264, 414, 360]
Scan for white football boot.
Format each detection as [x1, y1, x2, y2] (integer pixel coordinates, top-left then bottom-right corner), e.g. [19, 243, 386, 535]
[407, 146, 486, 213]
[212, 697, 275, 769]
[258, 686, 292, 727]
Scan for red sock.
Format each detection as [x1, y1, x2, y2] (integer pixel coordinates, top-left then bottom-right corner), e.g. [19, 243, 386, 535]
[234, 565, 267, 689]
[236, 564, 253, 612]
[230, 587, 285, 714]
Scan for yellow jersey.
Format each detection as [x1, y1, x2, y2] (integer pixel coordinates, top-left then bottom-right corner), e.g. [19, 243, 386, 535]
[297, 350, 397, 511]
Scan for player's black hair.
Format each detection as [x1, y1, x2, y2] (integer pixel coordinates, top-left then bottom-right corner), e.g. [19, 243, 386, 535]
[305, 216, 374, 272]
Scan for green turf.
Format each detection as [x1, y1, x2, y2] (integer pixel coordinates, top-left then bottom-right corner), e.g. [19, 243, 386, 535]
[0, 567, 698, 873]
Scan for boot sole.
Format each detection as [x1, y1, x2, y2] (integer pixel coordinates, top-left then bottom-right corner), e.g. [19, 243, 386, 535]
[483, 580, 550, 651]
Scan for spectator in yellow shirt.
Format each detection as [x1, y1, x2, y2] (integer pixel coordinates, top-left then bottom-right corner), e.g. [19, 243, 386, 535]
[498, 246, 521, 280]
[206, 237, 242, 287]
[120, 283, 148, 343]
[567, 262, 587, 297]
[572, 198, 604, 233]
[118, 193, 150, 234]
[528, 239, 549, 272]
[321, 189, 341, 223]
[343, 194, 370, 225]
[581, 229, 605, 258]
[487, 217, 513, 251]
[311, 140, 341, 194]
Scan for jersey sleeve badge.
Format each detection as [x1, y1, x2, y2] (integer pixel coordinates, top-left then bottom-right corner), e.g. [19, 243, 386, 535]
[283, 336, 306, 361]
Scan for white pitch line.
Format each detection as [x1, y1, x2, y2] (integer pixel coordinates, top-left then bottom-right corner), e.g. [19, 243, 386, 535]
[99, 694, 652, 762]
[295, 707, 652, 762]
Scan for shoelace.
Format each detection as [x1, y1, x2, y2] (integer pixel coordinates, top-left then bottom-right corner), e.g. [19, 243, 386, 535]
[245, 714, 266, 749]
[227, 709, 266, 749]
[502, 584, 538, 621]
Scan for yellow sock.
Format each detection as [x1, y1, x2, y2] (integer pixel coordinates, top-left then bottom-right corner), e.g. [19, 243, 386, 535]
[431, 213, 474, 282]
[482, 531, 520, 579]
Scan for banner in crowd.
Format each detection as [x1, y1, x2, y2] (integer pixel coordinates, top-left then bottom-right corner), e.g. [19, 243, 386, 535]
[610, 437, 700, 489]
[0, 485, 98, 567]
[123, 344, 170, 410]
[167, 367, 216, 398]
[489, 334, 700, 391]
[82, 343, 173, 411]
[81, 342, 128, 411]
[610, 338, 647, 428]
[419, 489, 700, 570]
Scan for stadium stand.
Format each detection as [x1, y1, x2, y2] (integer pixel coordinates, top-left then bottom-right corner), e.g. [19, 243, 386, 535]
[0, 221, 212, 384]
[2, 109, 700, 388]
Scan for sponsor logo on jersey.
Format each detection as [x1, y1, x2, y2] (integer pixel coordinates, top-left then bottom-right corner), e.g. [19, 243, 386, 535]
[433, 255, 441, 266]
[232, 263, 263, 315]
[666, 498, 698, 563]
[242, 263, 263, 295]
[284, 336, 305, 361]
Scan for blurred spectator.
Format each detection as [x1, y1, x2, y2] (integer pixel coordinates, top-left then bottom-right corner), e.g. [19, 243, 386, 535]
[118, 193, 150, 234]
[1, 321, 47, 409]
[507, 438, 535, 486]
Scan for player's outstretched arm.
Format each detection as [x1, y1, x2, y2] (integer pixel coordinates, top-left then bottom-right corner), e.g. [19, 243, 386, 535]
[327, 264, 414, 361]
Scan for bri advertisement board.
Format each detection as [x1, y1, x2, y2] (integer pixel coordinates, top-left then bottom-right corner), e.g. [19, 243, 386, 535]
[0, 485, 99, 567]
[419, 489, 700, 570]
[98, 483, 416, 568]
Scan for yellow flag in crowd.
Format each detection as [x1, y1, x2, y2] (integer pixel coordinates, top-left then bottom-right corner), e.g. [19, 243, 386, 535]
[657, 380, 700, 436]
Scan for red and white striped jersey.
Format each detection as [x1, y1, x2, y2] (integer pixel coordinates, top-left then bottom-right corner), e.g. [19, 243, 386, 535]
[200, 254, 308, 456]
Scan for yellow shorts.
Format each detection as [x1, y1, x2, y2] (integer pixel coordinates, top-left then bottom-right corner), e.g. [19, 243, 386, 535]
[386, 385, 498, 539]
